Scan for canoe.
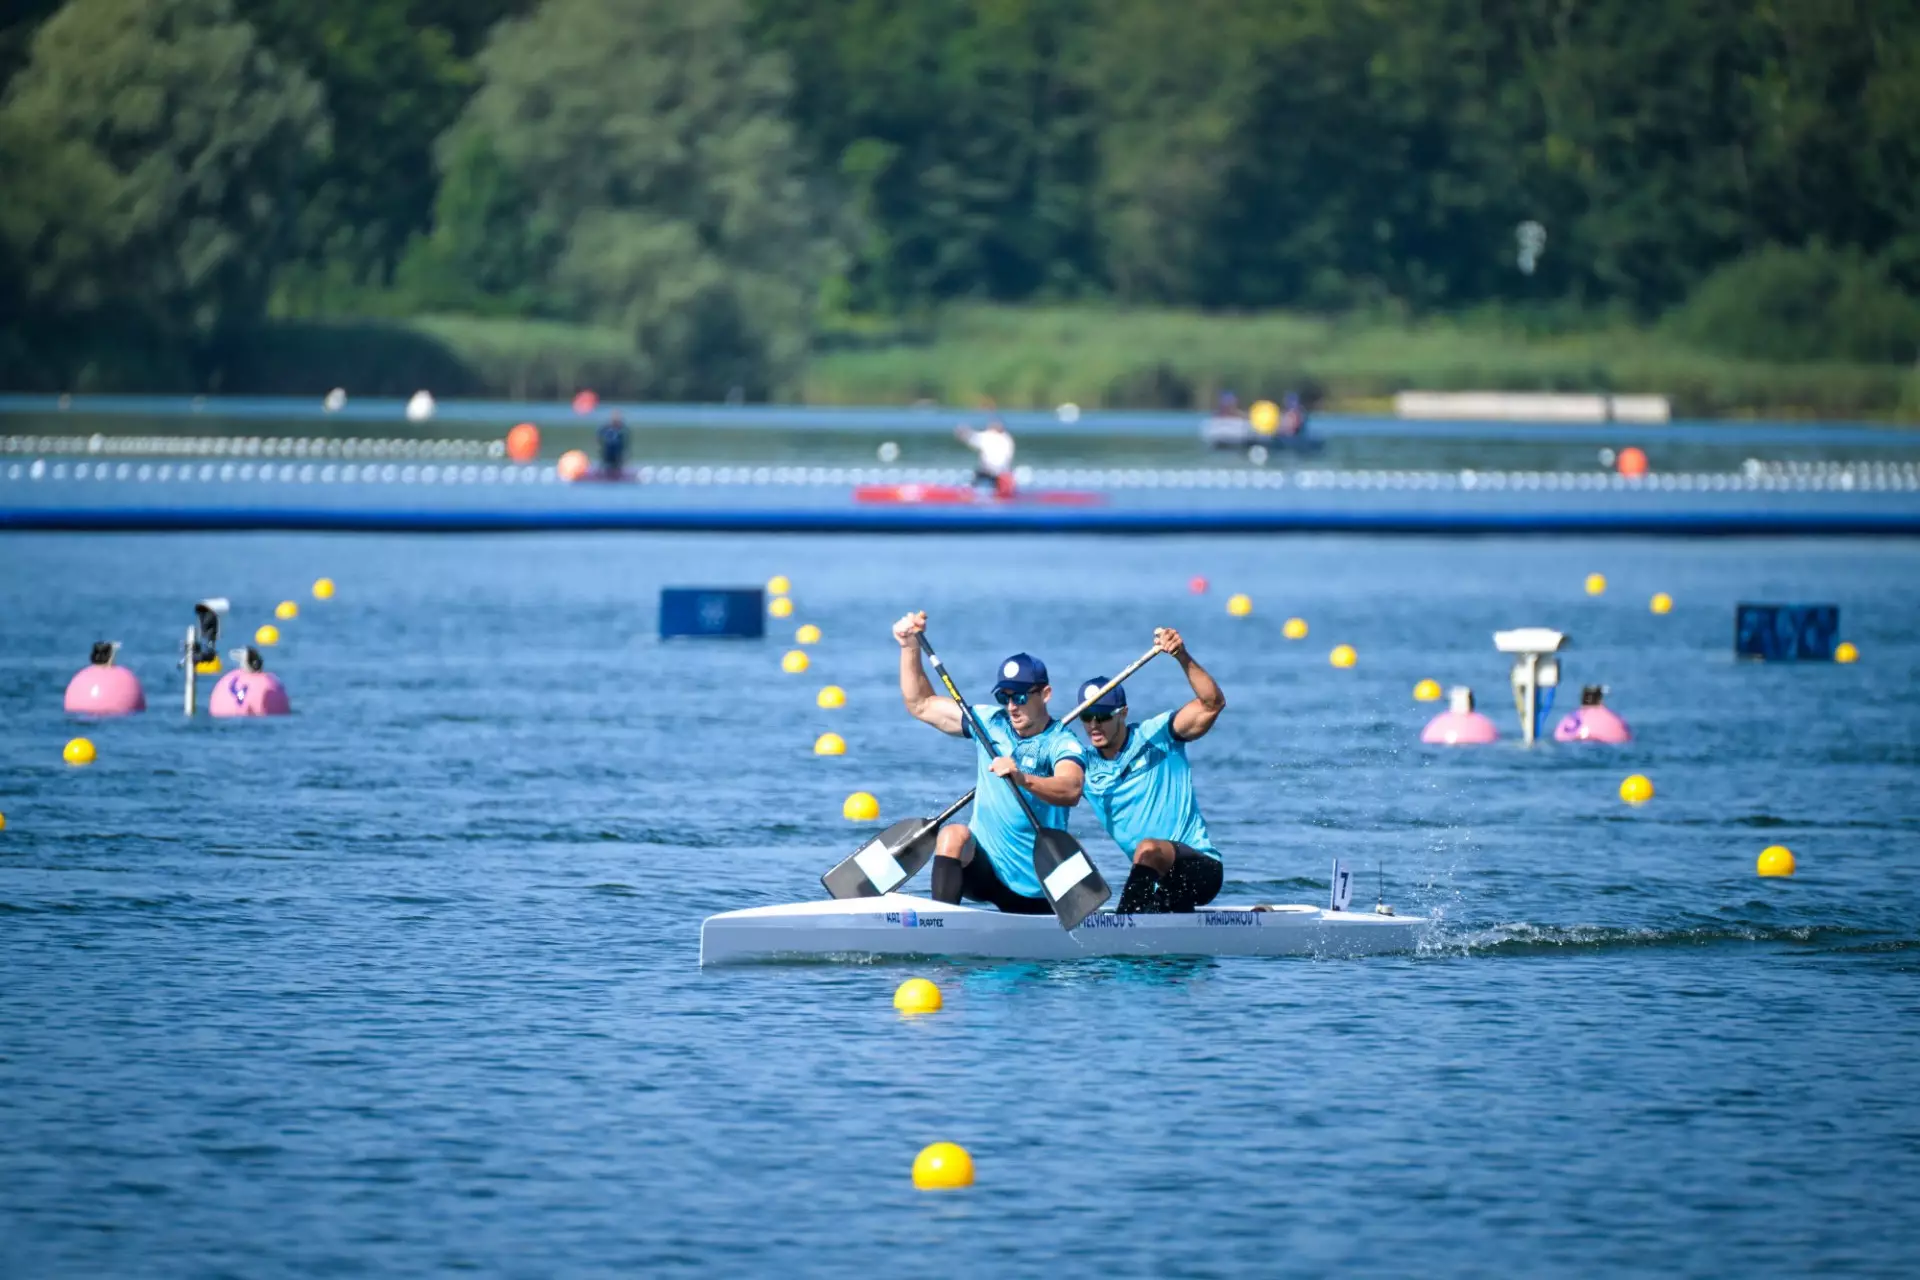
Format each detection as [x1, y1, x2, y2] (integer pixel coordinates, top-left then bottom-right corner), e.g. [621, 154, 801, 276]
[698, 893, 1425, 965]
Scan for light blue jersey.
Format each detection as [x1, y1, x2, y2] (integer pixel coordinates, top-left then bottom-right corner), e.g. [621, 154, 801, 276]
[963, 705, 1087, 898]
[1081, 711, 1218, 861]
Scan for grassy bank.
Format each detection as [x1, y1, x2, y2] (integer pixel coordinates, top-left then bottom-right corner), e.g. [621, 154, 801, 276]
[804, 306, 1920, 420]
[17, 305, 1915, 420]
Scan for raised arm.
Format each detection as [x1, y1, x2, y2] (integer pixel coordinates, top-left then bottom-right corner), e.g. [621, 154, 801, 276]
[1158, 626, 1225, 741]
[894, 611, 964, 735]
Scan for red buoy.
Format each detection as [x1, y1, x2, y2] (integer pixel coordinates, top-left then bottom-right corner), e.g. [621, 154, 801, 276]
[506, 422, 540, 464]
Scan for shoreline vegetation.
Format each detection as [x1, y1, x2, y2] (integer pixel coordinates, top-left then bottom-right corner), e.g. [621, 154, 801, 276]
[130, 305, 1920, 423]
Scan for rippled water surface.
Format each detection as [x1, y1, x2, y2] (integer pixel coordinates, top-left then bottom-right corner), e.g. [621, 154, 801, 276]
[3, 531, 1918, 1278]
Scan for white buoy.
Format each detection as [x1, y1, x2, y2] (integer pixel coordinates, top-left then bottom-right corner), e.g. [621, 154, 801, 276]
[1056, 402, 1081, 423]
[324, 388, 347, 412]
[877, 441, 900, 463]
[406, 390, 435, 423]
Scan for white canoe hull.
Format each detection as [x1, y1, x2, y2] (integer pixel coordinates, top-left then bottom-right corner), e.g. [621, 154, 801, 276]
[699, 894, 1424, 965]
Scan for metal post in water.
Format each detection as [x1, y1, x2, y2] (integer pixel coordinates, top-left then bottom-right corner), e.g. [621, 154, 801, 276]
[183, 624, 197, 716]
[1494, 628, 1568, 747]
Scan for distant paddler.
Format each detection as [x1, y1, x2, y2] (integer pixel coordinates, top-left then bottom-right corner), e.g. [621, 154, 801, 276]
[893, 610, 1086, 913]
[1075, 627, 1226, 913]
[1278, 391, 1307, 437]
[597, 411, 628, 478]
[954, 403, 1015, 498]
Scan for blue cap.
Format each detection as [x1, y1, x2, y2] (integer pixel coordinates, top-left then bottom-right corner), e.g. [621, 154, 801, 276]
[1075, 676, 1128, 715]
[993, 652, 1049, 693]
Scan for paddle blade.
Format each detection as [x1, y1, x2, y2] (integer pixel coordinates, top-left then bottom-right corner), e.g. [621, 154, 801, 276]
[1031, 829, 1110, 930]
[820, 818, 940, 900]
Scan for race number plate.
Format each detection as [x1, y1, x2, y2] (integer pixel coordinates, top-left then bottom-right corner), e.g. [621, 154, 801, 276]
[1329, 860, 1354, 912]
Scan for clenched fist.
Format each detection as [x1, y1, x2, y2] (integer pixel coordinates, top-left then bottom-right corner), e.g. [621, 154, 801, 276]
[892, 610, 928, 648]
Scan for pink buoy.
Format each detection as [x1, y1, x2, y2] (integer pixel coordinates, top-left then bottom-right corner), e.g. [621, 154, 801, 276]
[1421, 686, 1498, 745]
[1554, 685, 1631, 743]
[64, 642, 146, 715]
[208, 649, 291, 717]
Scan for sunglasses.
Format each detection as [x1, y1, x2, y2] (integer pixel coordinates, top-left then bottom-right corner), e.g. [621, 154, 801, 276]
[1079, 710, 1121, 725]
[994, 688, 1037, 706]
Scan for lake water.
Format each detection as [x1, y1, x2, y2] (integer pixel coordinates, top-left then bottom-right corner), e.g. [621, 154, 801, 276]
[3, 530, 1917, 1277]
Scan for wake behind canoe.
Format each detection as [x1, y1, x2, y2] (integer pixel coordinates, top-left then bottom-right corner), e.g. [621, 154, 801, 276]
[698, 894, 1425, 965]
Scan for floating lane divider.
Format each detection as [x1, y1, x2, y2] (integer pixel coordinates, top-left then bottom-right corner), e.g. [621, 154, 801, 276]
[1, 434, 503, 460]
[4, 450, 1920, 493]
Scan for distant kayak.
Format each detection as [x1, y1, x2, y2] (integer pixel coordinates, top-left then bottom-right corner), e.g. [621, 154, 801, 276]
[853, 483, 1104, 506]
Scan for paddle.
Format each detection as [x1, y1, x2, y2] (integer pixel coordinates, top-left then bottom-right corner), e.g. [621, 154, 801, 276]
[820, 791, 973, 900]
[820, 645, 1160, 903]
[915, 632, 1116, 930]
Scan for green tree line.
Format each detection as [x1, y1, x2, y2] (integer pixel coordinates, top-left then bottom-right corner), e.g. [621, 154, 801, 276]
[1, 0, 1916, 399]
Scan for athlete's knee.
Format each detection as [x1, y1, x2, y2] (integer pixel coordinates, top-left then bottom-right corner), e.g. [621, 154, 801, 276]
[1133, 839, 1175, 872]
[935, 824, 973, 860]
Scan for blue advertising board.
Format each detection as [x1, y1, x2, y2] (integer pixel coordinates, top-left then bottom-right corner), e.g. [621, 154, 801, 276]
[660, 588, 765, 639]
[1734, 603, 1839, 661]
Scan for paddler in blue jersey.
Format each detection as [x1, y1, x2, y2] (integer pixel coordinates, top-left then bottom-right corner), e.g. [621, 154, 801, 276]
[893, 610, 1086, 913]
[1075, 626, 1226, 912]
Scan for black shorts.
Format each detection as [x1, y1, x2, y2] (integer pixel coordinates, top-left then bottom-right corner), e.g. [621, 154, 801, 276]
[1140, 843, 1224, 913]
[960, 838, 1054, 915]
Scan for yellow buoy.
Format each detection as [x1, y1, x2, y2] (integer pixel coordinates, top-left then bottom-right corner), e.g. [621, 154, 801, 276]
[274, 600, 298, 620]
[769, 596, 794, 619]
[1650, 592, 1673, 615]
[312, 577, 336, 600]
[1329, 644, 1357, 668]
[894, 977, 942, 1015]
[1282, 617, 1308, 640]
[1757, 844, 1796, 877]
[0, 811, 8, 831]
[816, 684, 847, 709]
[781, 649, 810, 674]
[843, 791, 880, 821]
[814, 732, 846, 756]
[1585, 573, 1607, 596]
[767, 575, 791, 596]
[1413, 678, 1442, 702]
[795, 623, 822, 644]
[1619, 773, 1654, 805]
[195, 656, 222, 676]
[1249, 400, 1280, 435]
[1226, 593, 1252, 617]
[255, 624, 280, 646]
[63, 737, 96, 767]
[912, 1141, 974, 1190]
[1835, 642, 1859, 664]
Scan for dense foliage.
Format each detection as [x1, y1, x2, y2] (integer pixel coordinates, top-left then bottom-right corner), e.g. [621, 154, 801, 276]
[1, 0, 1915, 398]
